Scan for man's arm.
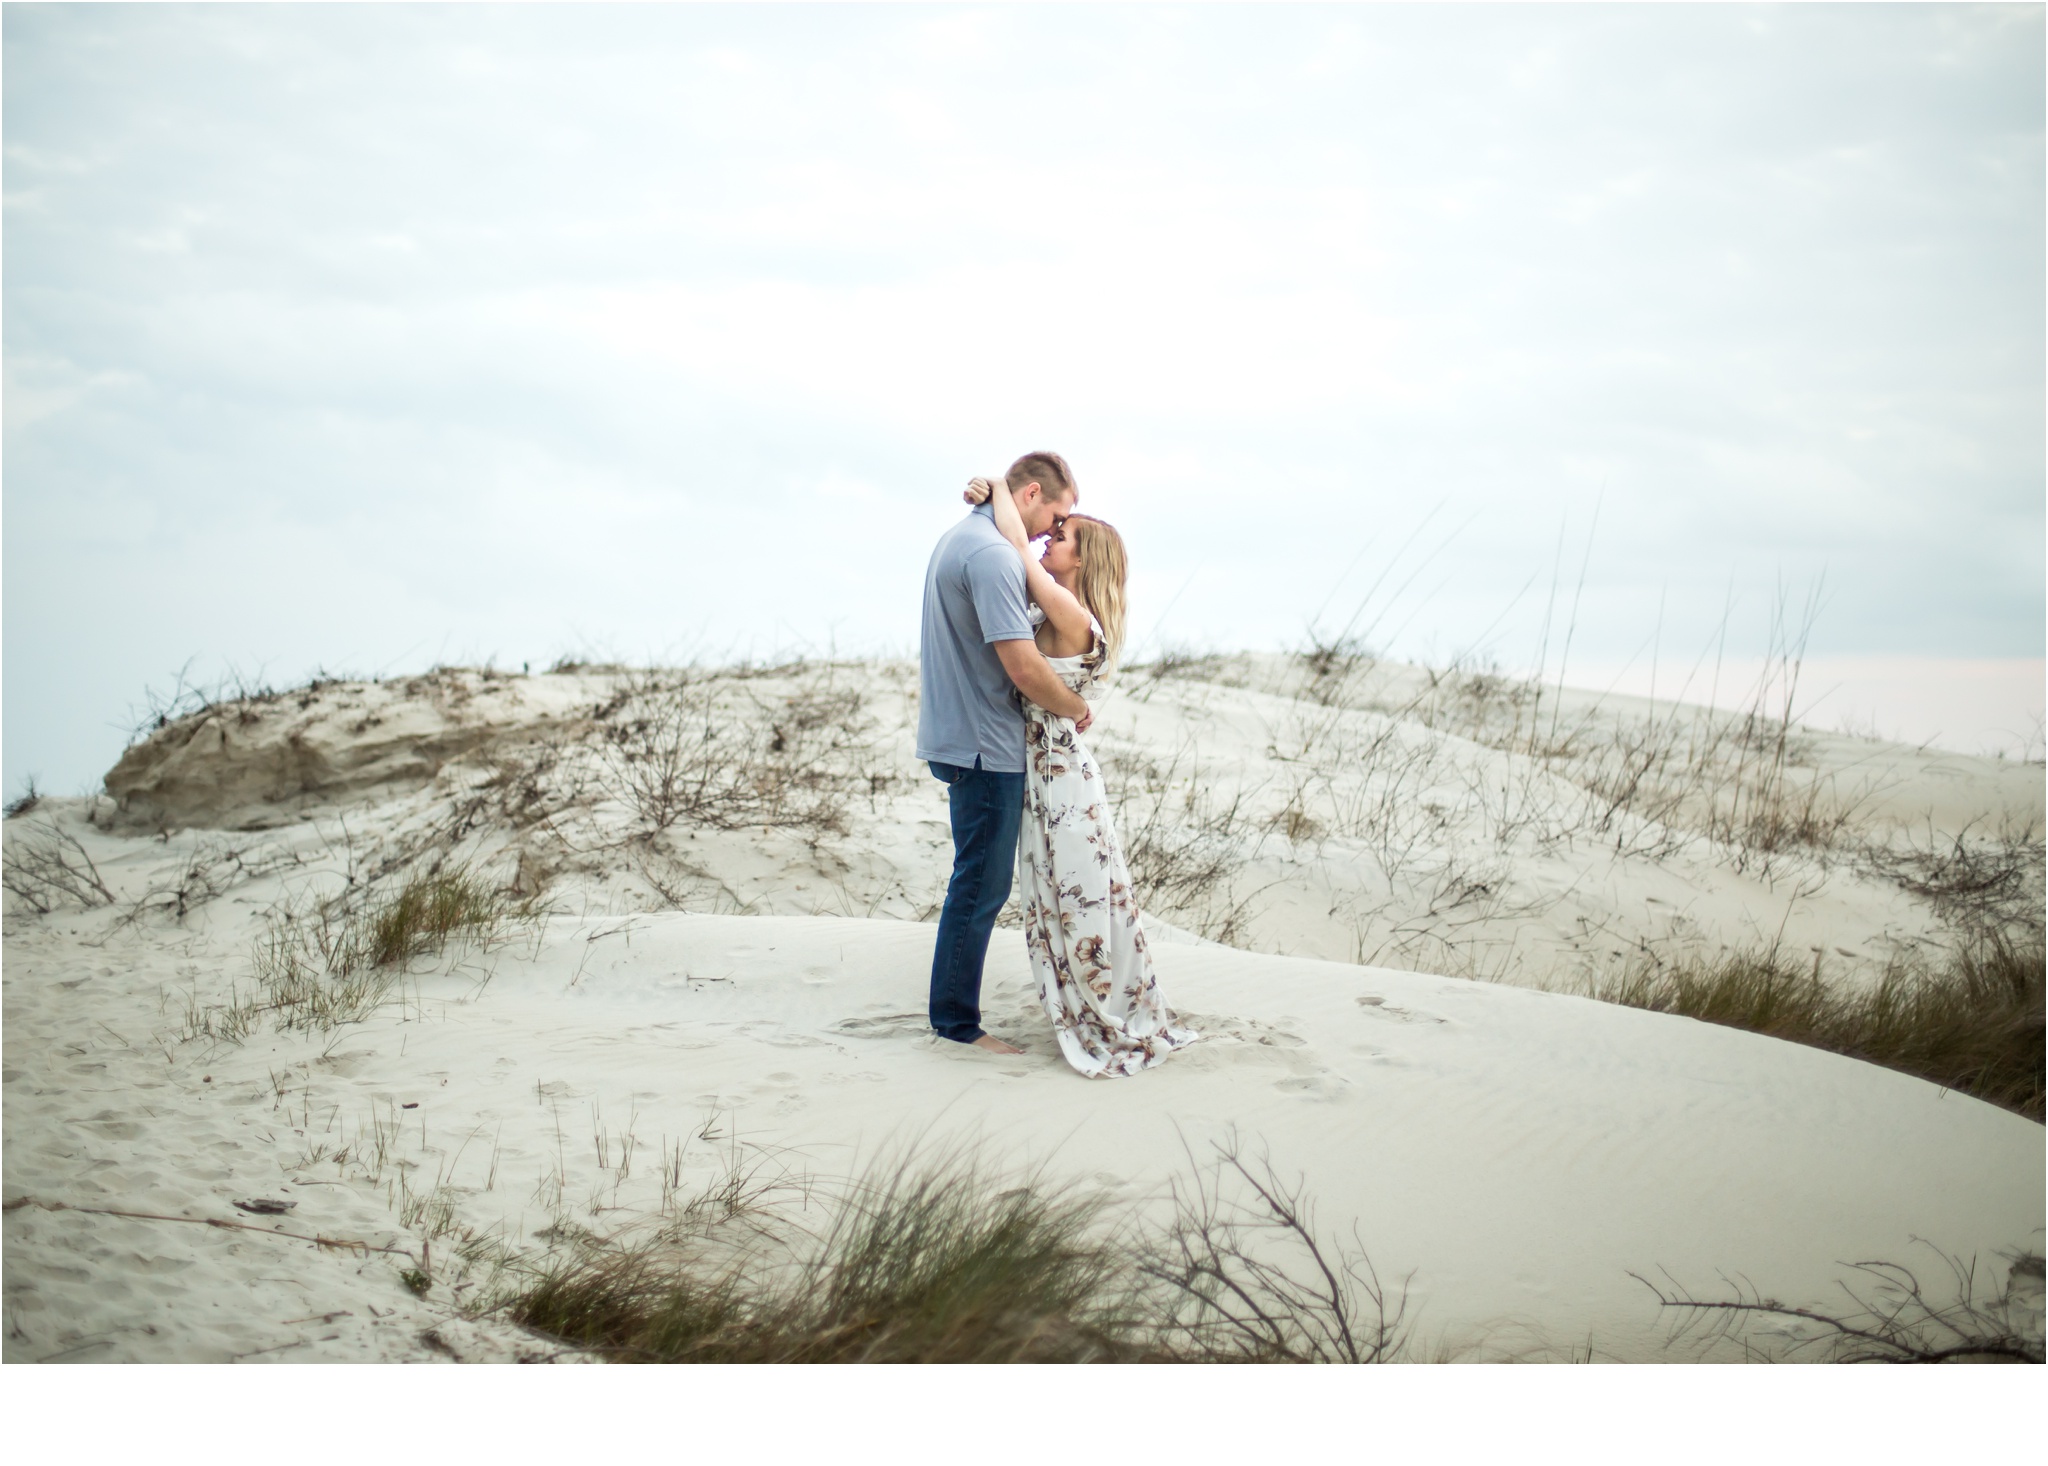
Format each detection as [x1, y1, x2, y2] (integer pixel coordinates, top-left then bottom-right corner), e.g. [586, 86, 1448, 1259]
[994, 639, 1094, 732]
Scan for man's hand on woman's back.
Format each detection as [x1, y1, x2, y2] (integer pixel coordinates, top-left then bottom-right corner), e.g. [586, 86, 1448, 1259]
[993, 638, 1092, 729]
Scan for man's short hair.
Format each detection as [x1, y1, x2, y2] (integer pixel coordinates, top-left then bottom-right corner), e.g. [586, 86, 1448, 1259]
[1005, 451, 1077, 504]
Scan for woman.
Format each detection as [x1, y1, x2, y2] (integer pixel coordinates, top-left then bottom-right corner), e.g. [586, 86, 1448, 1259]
[962, 475, 1200, 1079]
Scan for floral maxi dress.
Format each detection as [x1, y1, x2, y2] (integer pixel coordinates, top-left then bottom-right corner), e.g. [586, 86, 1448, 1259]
[1019, 610, 1201, 1078]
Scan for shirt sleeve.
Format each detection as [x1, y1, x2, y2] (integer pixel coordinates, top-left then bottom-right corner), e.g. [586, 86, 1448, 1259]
[965, 544, 1034, 644]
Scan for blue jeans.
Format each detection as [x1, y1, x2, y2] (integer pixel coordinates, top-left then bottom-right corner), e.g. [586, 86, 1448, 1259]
[927, 758, 1025, 1044]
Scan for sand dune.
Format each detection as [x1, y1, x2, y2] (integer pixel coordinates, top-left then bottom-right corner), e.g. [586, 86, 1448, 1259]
[5, 657, 2041, 1362]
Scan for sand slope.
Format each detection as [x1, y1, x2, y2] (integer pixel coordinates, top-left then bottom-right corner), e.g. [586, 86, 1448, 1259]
[88, 660, 2047, 986]
[5, 660, 2042, 1362]
[6, 900, 2040, 1362]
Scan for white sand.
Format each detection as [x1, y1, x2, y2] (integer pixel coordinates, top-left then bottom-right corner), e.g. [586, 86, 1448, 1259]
[5, 660, 2041, 1362]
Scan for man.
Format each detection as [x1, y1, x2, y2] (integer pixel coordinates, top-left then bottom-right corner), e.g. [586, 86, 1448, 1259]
[916, 450, 1093, 1055]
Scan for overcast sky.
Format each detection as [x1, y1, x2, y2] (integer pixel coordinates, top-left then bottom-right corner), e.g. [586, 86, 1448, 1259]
[5, 2, 2043, 795]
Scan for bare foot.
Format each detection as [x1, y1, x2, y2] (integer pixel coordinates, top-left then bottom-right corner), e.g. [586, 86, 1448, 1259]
[971, 1034, 1022, 1055]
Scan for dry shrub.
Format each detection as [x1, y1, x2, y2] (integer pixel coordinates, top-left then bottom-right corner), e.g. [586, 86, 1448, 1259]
[1591, 939, 2045, 1120]
[1103, 744, 1266, 945]
[2, 818, 114, 914]
[123, 658, 290, 742]
[1860, 815, 2045, 943]
[594, 665, 890, 839]
[1138, 1134, 1410, 1362]
[1398, 660, 1881, 873]
[1295, 633, 1377, 707]
[4, 778, 42, 820]
[1271, 705, 1463, 881]
[1123, 646, 1234, 700]
[114, 835, 303, 928]
[1638, 1246, 2045, 1363]
[1256, 584, 1890, 881]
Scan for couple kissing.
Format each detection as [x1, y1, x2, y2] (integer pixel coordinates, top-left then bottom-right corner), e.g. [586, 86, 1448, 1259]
[915, 450, 1199, 1079]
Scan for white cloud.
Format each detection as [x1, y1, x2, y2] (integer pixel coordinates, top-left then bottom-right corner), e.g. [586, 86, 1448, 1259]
[3, 2, 2040, 792]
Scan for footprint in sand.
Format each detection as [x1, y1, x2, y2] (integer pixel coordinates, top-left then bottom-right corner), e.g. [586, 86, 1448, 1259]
[758, 1031, 835, 1050]
[1273, 1073, 1350, 1101]
[1168, 1013, 1348, 1098]
[1355, 994, 1445, 1024]
[1177, 1012, 1308, 1050]
[832, 1012, 927, 1039]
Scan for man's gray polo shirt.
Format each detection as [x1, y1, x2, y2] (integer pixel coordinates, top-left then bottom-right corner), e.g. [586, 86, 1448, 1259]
[916, 502, 1034, 773]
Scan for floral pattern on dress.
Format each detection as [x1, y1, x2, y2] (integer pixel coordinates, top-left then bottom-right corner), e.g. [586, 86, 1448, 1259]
[1019, 609, 1201, 1078]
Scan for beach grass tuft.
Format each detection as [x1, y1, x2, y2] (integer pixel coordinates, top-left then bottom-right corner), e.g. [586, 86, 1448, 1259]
[506, 1152, 1138, 1362]
[1590, 938, 2045, 1121]
[263, 864, 536, 1029]
[202, 864, 543, 1036]
[497, 1137, 1409, 1364]
[359, 866, 521, 970]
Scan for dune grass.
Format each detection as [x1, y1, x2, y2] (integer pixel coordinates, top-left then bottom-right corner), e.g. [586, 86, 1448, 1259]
[497, 1138, 1409, 1364]
[510, 1158, 1137, 1362]
[1590, 939, 2045, 1121]
[232, 864, 538, 1034]
[356, 866, 523, 969]
[492, 1135, 2040, 1365]
[176, 865, 529, 1042]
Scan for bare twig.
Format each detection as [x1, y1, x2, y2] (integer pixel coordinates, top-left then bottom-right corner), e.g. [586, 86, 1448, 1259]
[6, 1196, 420, 1262]
[3, 819, 115, 913]
[1633, 1246, 2045, 1363]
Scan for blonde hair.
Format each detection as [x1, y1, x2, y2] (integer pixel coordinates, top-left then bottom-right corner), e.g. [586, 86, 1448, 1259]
[1065, 514, 1128, 678]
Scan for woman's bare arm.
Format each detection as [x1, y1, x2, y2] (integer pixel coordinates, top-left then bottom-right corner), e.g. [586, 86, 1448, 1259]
[1020, 554, 1094, 655]
[965, 477, 1094, 653]
[969, 475, 1030, 550]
